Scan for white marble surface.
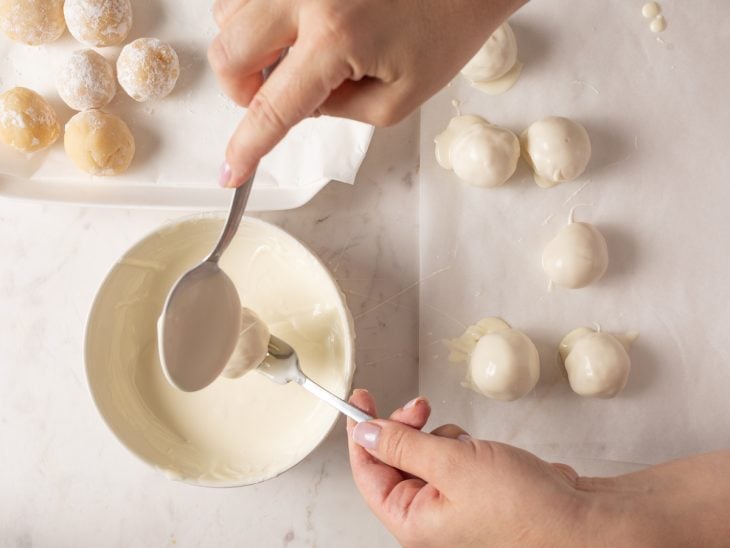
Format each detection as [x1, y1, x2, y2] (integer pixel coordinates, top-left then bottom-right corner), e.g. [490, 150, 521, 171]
[0, 117, 418, 547]
[6, 2, 730, 544]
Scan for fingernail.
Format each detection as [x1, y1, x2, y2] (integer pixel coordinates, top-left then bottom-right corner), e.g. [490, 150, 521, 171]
[218, 162, 232, 187]
[353, 421, 381, 450]
[458, 434, 472, 442]
[403, 397, 425, 410]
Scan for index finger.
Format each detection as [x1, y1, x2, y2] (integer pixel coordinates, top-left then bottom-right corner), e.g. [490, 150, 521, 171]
[223, 43, 351, 187]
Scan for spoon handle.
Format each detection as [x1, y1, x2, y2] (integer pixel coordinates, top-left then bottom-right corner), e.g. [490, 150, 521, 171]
[300, 377, 374, 423]
[207, 180, 253, 263]
[206, 48, 289, 264]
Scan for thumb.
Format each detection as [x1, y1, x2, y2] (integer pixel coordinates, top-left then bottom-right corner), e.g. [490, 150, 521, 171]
[352, 419, 471, 489]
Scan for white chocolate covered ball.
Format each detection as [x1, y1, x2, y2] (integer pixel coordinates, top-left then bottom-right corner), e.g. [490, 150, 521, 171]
[64, 0, 132, 47]
[559, 327, 635, 398]
[435, 115, 483, 170]
[0, 0, 65, 44]
[64, 109, 135, 175]
[521, 116, 591, 188]
[0, 87, 60, 153]
[468, 318, 540, 401]
[57, 49, 116, 111]
[435, 115, 520, 187]
[461, 22, 518, 84]
[221, 308, 270, 379]
[542, 220, 609, 289]
[117, 37, 180, 102]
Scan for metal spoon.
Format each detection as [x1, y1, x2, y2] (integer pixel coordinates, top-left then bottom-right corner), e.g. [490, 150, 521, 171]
[159, 53, 286, 393]
[259, 335, 373, 423]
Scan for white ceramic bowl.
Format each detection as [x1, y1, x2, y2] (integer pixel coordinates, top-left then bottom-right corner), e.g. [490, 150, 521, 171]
[85, 214, 355, 487]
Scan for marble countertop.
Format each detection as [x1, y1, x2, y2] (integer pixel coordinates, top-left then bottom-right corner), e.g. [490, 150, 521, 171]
[0, 116, 418, 547]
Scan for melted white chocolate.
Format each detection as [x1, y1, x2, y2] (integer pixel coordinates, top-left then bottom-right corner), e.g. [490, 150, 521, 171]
[461, 22, 521, 94]
[435, 115, 520, 188]
[449, 317, 540, 401]
[85, 216, 353, 486]
[559, 327, 637, 398]
[521, 116, 592, 188]
[542, 214, 609, 289]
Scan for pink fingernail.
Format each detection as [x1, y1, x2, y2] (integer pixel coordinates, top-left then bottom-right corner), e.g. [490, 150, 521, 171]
[403, 397, 424, 410]
[353, 422, 381, 450]
[218, 162, 232, 187]
[458, 434, 472, 442]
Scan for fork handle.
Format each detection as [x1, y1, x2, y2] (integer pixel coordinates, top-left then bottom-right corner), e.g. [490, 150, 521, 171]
[300, 378, 373, 423]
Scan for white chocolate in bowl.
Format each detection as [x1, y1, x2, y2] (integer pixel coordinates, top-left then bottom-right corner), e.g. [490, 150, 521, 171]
[85, 216, 354, 486]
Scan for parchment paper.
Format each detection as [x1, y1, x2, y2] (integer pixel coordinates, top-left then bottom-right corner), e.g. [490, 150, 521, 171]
[419, 0, 730, 466]
[0, 0, 372, 204]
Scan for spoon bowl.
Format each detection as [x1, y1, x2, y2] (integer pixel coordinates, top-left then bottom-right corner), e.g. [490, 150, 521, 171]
[158, 261, 242, 392]
[158, 179, 253, 392]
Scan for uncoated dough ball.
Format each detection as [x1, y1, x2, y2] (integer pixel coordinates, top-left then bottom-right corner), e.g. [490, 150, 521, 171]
[64, 0, 132, 47]
[0, 87, 60, 153]
[117, 38, 180, 102]
[57, 50, 116, 111]
[0, 0, 65, 45]
[64, 110, 135, 175]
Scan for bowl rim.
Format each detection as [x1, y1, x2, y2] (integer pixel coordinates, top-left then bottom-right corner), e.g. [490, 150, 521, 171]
[83, 212, 356, 488]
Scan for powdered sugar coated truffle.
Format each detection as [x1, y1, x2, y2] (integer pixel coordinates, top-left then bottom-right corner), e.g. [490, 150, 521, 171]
[64, 0, 132, 47]
[117, 37, 180, 102]
[0, 0, 65, 45]
[57, 49, 117, 111]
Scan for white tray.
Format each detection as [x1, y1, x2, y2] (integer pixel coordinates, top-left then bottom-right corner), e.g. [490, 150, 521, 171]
[0, 174, 345, 211]
[0, 1, 373, 211]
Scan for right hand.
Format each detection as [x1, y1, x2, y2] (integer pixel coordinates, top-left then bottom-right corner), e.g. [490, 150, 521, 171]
[347, 389, 593, 547]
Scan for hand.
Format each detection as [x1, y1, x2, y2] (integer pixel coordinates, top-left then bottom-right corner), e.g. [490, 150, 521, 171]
[209, 0, 526, 187]
[346, 389, 590, 547]
[348, 391, 730, 547]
